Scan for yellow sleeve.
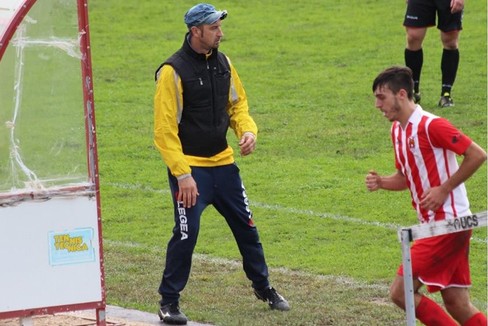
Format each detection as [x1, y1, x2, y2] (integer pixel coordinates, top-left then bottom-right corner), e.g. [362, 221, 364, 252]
[153, 65, 191, 177]
[227, 59, 258, 139]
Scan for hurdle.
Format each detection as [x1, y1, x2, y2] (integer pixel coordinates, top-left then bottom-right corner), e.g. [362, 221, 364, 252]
[398, 211, 487, 326]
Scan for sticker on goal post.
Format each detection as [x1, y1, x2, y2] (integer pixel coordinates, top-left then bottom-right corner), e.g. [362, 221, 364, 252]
[48, 228, 96, 266]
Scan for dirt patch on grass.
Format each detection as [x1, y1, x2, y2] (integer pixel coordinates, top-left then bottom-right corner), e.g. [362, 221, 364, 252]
[0, 310, 154, 326]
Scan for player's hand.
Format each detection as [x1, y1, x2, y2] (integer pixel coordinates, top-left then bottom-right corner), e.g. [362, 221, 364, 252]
[239, 132, 256, 156]
[419, 186, 449, 211]
[365, 170, 382, 192]
[177, 176, 199, 208]
[450, 0, 464, 13]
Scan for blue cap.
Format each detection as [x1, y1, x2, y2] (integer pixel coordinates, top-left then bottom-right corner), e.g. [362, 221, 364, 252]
[184, 3, 227, 28]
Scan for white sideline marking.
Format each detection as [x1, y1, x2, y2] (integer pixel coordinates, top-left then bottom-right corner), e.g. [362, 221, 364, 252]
[104, 239, 388, 291]
[105, 182, 487, 244]
[104, 239, 487, 308]
[103, 240, 486, 307]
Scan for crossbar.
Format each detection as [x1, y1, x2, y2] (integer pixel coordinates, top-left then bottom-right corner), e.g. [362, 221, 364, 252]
[398, 211, 487, 242]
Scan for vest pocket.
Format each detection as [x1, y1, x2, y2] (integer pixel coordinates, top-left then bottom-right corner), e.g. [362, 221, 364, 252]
[214, 70, 230, 96]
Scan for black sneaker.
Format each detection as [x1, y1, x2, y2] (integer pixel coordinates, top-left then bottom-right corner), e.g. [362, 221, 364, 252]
[158, 303, 188, 325]
[438, 92, 454, 107]
[254, 286, 290, 311]
[413, 92, 421, 104]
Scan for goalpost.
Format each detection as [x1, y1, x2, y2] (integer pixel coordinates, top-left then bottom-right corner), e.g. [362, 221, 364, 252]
[0, 0, 105, 324]
[398, 211, 487, 326]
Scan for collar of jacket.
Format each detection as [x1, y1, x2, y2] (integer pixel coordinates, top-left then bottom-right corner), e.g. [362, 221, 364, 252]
[183, 32, 218, 61]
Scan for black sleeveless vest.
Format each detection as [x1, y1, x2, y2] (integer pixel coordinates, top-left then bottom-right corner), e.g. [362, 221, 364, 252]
[155, 34, 231, 157]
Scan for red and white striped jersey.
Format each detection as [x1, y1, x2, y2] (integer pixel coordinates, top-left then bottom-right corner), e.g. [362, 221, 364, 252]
[391, 106, 473, 223]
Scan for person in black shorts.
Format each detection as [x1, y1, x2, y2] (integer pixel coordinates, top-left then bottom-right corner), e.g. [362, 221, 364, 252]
[403, 0, 464, 107]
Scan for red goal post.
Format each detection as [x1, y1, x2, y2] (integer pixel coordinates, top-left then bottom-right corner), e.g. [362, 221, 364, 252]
[0, 0, 105, 324]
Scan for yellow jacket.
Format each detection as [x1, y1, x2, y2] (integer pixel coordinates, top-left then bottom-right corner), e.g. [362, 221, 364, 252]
[154, 56, 257, 178]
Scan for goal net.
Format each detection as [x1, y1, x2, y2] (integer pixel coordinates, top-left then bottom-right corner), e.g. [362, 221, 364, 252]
[0, 0, 95, 205]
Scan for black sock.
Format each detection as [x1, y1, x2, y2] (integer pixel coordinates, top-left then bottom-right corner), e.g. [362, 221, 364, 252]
[405, 48, 423, 93]
[441, 48, 459, 96]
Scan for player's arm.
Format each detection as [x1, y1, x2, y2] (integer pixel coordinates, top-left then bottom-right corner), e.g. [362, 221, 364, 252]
[225, 57, 258, 156]
[441, 142, 486, 194]
[420, 142, 487, 211]
[154, 65, 199, 208]
[419, 118, 486, 211]
[154, 65, 191, 177]
[366, 170, 408, 192]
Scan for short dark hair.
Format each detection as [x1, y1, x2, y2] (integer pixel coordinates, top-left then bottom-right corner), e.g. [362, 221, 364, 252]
[372, 66, 414, 100]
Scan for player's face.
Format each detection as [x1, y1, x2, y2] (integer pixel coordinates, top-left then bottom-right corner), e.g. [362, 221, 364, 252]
[374, 86, 401, 122]
[195, 21, 224, 51]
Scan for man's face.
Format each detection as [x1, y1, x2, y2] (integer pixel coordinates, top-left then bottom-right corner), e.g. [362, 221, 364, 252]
[194, 20, 224, 52]
[373, 85, 402, 122]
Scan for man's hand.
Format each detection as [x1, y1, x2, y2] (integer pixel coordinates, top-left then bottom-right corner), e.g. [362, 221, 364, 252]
[365, 170, 382, 192]
[450, 0, 464, 13]
[239, 132, 256, 156]
[420, 186, 450, 212]
[177, 176, 199, 208]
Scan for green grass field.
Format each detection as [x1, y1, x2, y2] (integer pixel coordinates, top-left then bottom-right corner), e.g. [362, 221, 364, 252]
[88, 1, 487, 325]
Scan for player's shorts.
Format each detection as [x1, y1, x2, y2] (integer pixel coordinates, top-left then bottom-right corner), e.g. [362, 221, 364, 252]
[397, 229, 472, 293]
[403, 0, 463, 32]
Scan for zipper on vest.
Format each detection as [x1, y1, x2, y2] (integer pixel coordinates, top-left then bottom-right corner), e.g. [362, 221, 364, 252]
[206, 59, 217, 126]
[198, 77, 203, 85]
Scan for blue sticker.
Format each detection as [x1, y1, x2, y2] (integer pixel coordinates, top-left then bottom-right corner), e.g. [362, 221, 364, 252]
[48, 228, 95, 266]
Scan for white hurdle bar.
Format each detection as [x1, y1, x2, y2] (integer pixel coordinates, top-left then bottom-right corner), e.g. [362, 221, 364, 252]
[398, 211, 487, 326]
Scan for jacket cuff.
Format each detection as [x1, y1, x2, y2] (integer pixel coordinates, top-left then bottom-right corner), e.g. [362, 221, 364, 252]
[176, 173, 192, 181]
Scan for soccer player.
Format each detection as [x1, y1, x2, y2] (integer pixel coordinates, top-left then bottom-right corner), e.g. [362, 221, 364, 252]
[403, 0, 464, 107]
[366, 66, 487, 325]
[153, 3, 289, 325]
